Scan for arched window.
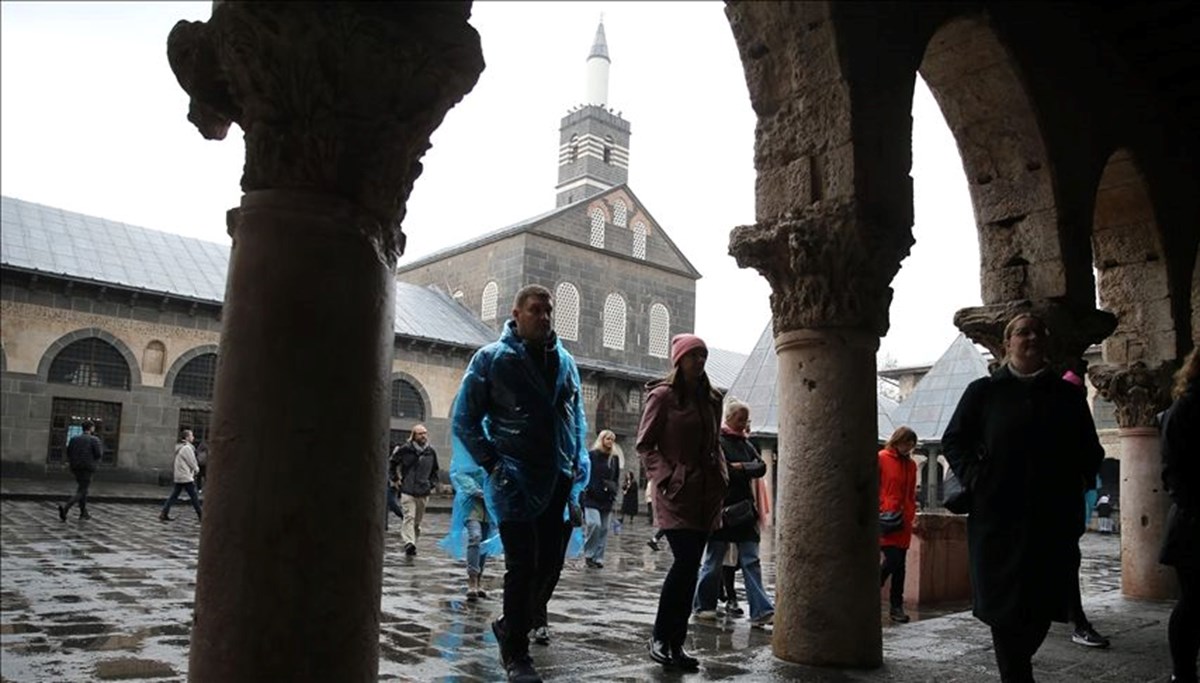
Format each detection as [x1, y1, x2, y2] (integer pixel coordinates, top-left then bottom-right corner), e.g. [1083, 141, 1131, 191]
[612, 199, 627, 228]
[173, 353, 218, 401]
[554, 282, 580, 341]
[603, 293, 627, 350]
[143, 340, 166, 375]
[48, 338, 131, 390]
[632, 221, 648, 260]
[481, 281, 499, 321]
[391, 379, 426, 420]
[589, 208, 605, 248]
[649, 303, 670, 358]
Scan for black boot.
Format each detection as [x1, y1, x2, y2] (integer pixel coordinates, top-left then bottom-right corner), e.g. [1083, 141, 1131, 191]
[669, 642, 700, 670]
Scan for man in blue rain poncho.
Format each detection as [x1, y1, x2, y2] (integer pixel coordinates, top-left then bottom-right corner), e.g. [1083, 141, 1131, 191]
[451, 283, 589, 683]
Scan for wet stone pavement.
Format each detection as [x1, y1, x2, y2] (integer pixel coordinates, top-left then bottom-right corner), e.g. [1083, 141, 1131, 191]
[0, 500, 1175, 682]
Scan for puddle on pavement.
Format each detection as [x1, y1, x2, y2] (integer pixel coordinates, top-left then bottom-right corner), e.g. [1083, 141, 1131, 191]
[52, 594, 85, 603]
[0, 590, 32, 611]
[45, 621, 113, 636]
[63, 632, 143, 651]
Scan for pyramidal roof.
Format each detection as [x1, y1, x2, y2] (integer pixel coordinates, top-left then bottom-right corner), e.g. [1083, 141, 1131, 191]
[888, 333, 990, 444]
[725, 321, 898, 441]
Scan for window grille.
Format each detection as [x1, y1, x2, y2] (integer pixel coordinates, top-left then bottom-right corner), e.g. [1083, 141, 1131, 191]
[612, 200, 627, 228]
[173, 353, 217, 401]
[589, 208, 605, 248]
[391, 379, 426, 420]
[47, 398, 122, 466]
[48, 338, 131, 390]
[632, 221, 648, 260]
[582, 381, 598, 403]
[481, 281, 499, 321]
[554, 282, 580, 341]
[178, 408, 212, 445]
[603, 293, 626, 350]
[649, 304, 670, 358]
[628, 387, 642, 413]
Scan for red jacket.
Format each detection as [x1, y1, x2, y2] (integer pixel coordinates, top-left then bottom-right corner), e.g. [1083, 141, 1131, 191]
[879, 447, 917, 549]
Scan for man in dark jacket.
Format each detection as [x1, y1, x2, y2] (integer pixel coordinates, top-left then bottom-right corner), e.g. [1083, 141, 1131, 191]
[58, 421, 104, 521]
[943, 314, 1104, 682]
[391, 424, 439, 557]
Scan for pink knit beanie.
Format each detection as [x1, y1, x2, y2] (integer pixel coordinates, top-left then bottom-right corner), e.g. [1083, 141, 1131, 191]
[670, 333, 707, 367]
[1062, 370, 1085, 387]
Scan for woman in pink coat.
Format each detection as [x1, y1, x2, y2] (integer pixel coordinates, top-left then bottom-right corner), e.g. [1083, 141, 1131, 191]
[637, 334, 728, 670]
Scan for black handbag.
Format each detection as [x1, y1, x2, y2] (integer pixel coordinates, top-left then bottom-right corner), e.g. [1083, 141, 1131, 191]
[879, 510, 904, 534]
[721, 499, 756, 528]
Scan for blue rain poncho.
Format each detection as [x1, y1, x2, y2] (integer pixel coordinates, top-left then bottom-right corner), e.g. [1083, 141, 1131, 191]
[438, 447, 504, 561]
[451, 321, 590, 527]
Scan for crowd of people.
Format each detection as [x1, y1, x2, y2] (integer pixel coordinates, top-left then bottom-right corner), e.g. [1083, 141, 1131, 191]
[51, 289, 1197, 683]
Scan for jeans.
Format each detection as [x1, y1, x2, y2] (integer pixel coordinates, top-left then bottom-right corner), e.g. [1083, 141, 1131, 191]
[400, 493, 426, 546]
[583, 507, 610, 563]
[466, 518, 491, 577]
[653, 529, 708, 646]
[991, 621, 1050, 683]
[880, 546, 908, 608]
[497, 474, 571, 657]
[161, 482, 202, 518]
[694, 539, 774, 619]
[63, 467, 93, 515]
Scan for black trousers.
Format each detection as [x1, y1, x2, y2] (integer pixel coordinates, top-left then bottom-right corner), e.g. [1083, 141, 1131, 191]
[990, 621, 1050, 683]
[63, 468, 93, 514]
[1066, 541, 1092, 631]
[1171, 565, 1200, 682]
[653, 529, 708, 646]
[880, 546, 908, 608]
[497, 474, 571, 658]
[532, 517, 573, 630]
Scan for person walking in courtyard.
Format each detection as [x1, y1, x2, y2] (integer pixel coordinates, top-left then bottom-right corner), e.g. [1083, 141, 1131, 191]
[638, 333, 727, 671]
[581, 429, 621, 568]
[439, 445, 499, 602]
[160, 429, 203, 522]
[619, 470, 639, 528]
[58, 420, 103, 521]
[692, 398, 773, 628]
[1159, 348, 1199, 683]
[943, 313, 1104, 683]
[452, 283, 589, 683]
[1096, 493, 1115, 534]
[384, 444, 405, 531]
[879, 425, 919, 624]
[393, 424, 439, 557]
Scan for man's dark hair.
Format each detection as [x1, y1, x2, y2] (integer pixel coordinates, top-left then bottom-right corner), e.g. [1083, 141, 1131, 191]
[512, 283, 552, 311]
[81, 421, 95, 433]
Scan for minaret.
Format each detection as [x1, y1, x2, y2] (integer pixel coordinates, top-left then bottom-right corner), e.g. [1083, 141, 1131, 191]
[555, 19, 631, 207]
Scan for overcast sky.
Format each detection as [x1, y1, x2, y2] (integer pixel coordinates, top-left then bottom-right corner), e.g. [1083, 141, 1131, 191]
[0, 1, 981, 367]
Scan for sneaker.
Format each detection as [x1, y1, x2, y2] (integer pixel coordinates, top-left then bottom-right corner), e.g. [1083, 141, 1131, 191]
[531, 625, 550, 645]
[404, 543, 417, 557]
[505, 654, 542, 683]
[585, 558, 604, 569]
[476, 588, 489, 600]
[889, 607, 910, 624]
[1071, 626, 1110, 648]
[750, 611, 775, 628]
[693, 609, 719, 622]
[57, 505, 67, 522]
[79, 512, 91, 520]
[646, 539, 660, 551]
[466, 589, 478, 602]
[722, 602, 745, 617]
[159, 513, 172, 522]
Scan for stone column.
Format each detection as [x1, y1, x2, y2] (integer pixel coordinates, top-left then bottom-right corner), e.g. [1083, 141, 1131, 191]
[1089, 362, 1178, 600]
[731, 200, 907, 668]
[166, 4, 483, 681]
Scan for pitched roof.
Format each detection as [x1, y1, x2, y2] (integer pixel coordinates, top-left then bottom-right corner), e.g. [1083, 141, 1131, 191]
[0, 195, 496, 350]
[706, 347, 749, 392]
[726, 321, 898, 441]
[888, 334, 990, 444]
[395, 184, 702, 279]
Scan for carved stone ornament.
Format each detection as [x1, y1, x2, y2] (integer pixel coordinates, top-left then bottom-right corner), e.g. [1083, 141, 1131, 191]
[1088, 361, 1177, 429]
[954, 299, 1117, 366]
[728, 199, 911, 337]
[166, 3, 485, 263]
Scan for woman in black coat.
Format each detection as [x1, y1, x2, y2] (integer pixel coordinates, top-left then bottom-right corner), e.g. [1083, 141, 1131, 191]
[691, 399, 774, 626]
[1160, 348, 1199, 683]
[942, 313, 1104, 683]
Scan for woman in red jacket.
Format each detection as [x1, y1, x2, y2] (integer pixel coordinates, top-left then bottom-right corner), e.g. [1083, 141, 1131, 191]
[879, 426, 918, 624]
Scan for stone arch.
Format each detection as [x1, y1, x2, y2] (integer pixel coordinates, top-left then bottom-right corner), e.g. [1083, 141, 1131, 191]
[1091, 149, 1174, 364]
[919, 15, 1066, 305]
[37, 327, 142, 388]
[389, 371, 432, 421]
[163, 344, 221, 392]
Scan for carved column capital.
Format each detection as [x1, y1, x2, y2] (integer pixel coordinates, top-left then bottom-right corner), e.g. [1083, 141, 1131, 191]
[167, 2, 484, 263]
[953, 299, 1117, 368]
[1088, 361, 1176, 429]
[729, 199, 910, 337]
